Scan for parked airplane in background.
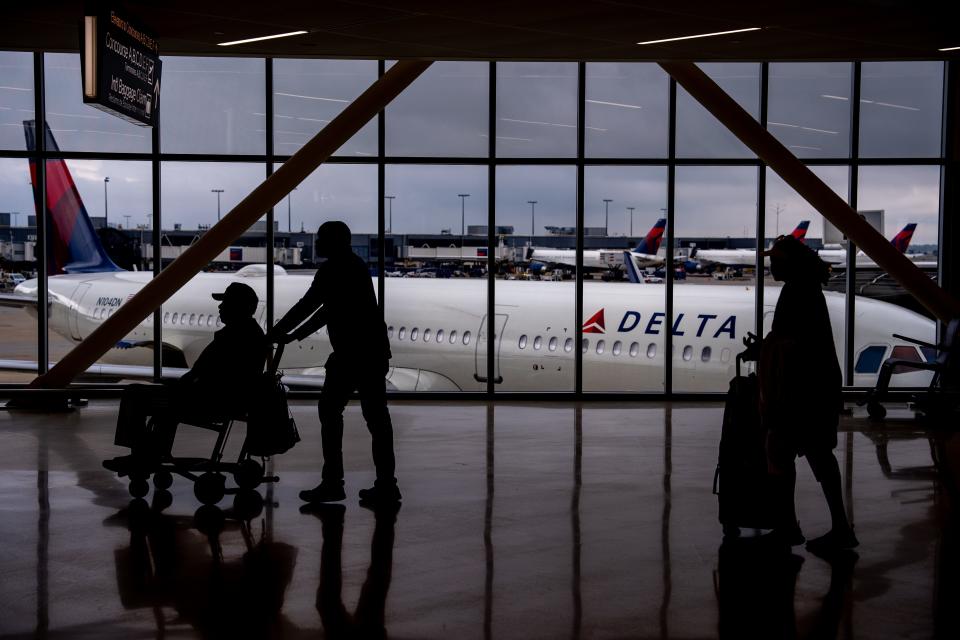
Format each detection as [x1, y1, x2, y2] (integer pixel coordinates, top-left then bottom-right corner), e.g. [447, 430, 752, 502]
[818, 223, 935, 268]
[690, 221, 811, 268]
[0, 122, 937, 392]
[528, 218, 666, 272]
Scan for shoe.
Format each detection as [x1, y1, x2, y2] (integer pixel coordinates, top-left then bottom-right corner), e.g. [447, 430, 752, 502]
[760, 524, 806, 547]
[299, 483, 346, 503]
[358, 484, 402, 504]
[805, 527, 859, 553]
[103, 453, 157, 475]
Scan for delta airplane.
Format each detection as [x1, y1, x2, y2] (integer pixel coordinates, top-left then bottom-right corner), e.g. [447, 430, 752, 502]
[817, 223, 936, 269]
[0, 122, 937, 392]
[691, 221, 811, 268]
[528, 218, 666, 272]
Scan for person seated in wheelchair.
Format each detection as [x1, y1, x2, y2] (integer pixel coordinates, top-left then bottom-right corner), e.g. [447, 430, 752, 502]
[103, 282, 266, 473]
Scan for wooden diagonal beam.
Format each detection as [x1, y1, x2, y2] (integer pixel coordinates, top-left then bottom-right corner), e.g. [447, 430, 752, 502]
[33, 60, 432, 388]
[660, 61, 960, 322]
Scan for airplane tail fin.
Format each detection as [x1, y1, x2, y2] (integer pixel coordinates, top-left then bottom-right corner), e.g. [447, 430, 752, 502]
[24, 120, 123, 274]
[634, 218, 666, 255]
[890, 223, 917, 253]
[623, 251, 643, 283]
[790, 220, 810, 243]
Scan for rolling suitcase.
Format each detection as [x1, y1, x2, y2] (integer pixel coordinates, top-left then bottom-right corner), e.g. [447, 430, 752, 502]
[713, 350, 778, 537]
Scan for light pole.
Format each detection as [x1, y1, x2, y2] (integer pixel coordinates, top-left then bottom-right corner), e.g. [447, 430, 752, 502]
[211, 189, 224, 222]
[458, 194, 470, 250]
[287, 187, 296, 232]
[627, 206, 635, 236]
[123, 214, 131, 229]
[103, 176, 110, 227]
[527, 200, 537, 245]
[603, 198, 612, 236]
[385, 195, 395, 234]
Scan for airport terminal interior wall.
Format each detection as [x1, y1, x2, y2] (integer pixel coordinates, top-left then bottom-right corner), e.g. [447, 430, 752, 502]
[0, 54, 948, 392]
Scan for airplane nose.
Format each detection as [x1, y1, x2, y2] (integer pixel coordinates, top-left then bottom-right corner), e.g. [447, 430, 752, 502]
[13, 278, 38, 298]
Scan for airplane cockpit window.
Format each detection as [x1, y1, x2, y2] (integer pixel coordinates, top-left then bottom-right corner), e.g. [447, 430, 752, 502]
[548, 337, 558, 352]
[564, 338, 573, 353]
[612, 341, 622, 356]
[647, 343, 657, 359]
[463, 331, 471, 345]
[701, 346, 712, 362]
[682, 345, 693, 361]
[519, 335, 528, 349]
[398, 327, 406, 340]
[533, 336, 542, 350]
[410, 327, 419, 341]
[891, 345, 924, 373]
[629, 342, 640, 357]
[596, 340, 605, 355]
[436, 329, 444, 343]
[855, 345, 888, 374]
[423, 328, 432, 342]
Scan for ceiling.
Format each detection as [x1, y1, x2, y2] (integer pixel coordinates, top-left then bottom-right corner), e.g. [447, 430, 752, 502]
[3, 1, 959, 61]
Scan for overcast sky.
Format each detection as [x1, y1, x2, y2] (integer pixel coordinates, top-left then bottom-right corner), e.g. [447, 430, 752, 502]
[0, 53, 945, 244]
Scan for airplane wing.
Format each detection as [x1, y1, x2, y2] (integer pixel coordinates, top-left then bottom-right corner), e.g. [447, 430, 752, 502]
[0, 293, 38, 309]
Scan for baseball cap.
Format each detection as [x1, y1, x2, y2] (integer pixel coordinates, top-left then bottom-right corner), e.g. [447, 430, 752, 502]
[212, 282, 259, 312]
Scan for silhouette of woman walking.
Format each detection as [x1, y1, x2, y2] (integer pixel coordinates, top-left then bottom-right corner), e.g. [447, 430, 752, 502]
[760, 234, 858, 551]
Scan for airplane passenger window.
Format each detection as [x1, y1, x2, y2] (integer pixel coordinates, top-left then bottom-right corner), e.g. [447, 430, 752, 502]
[548, 337, 558, 352]
[854, 345, 888, 374]
[701, 346, 712, 362]
[682, 346, 693, 361]
[436, 329, 444, 343]
[410, 328, 419, 341]
[398, 327, 406, 340]
[721, 348, 731, 363]
[596, 340, 605, 355]
[463, 331, 471, 345]
[564, 338, 573, 353]
[612, 341, 622, 356]
[216, 318, 222, 327]
[387, 326, 394, 339]
[449, 330, 457, 344]
[423, 329, 431, 342]
[181, 314, 188, 326]
[629, 342, 639, 357]
[207, 315, 214, 327]
[189, 313, 196, 326]
[519, 335, 528, 349]
[582, 339, 589, 353]
[172, 313, 179, 325]
[163, 312, 170, 324]
[646, 343, 657, 358]
[533, 336, 542, 350]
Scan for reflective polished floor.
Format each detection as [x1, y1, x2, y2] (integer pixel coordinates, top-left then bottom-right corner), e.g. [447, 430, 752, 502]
[1, 400, 957, 639]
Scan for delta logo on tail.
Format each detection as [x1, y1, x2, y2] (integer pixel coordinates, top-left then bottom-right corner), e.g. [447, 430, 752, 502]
[24, 120, 122, 275]
[790, 220, 810, 243]
[583, 309, 605, 334]
[634, 218, 666, 255]
[891, 223, 917, 253]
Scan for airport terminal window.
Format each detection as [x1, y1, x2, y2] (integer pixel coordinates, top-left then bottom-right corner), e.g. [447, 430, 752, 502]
[859, 61, 944, 158]
[387, 61, 488, 157]
[273, 58, 377, 158]
[676, 63, 760, 158]
[585, 63, 669, 158]
[0, 52, 33, 151]
[497, 62, 578, 158]
[161, 56, 265, 155]
[43, 53, 151, 153]
[767, 62, 852, 158]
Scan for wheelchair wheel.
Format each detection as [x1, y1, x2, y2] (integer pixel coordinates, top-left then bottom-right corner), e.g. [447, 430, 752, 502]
[867, 401, 887, 420]
[153, 470, 174, 490]
[194, 473, 226, 505]
[128, 477, 150, 499]
[233, 459, 264, 490]
[233, 490, 265, 520]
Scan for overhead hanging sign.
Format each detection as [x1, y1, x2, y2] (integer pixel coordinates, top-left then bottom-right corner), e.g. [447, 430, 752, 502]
[81, 11, 161, 127]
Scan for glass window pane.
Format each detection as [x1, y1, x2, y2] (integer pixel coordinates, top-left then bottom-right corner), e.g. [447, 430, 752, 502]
[853, 165, 940, 387]
[387, 61, 488, 157]
[161, 56, 265, 155]
[583, 166, 667, 392]
[497, 62, 578, 158]
[0, 157, 36, 380]
[44, 53, 151, 153]
[767, 62, 851, 158]
[273, 58, 377, 158]
[859, 61, 944, 158]
[585, 63, 669, 158]
[496, 165, 576, 391]
[0, 52, 34, 151]
[674, 166, 757, 391]
[386, 165, 488, 392]
[676, 63, 759, 158]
